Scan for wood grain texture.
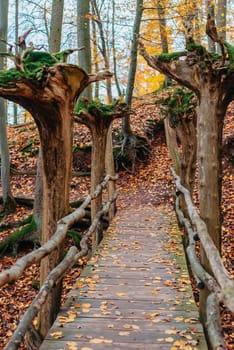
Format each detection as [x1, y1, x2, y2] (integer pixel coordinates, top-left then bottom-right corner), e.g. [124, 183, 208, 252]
[40, 204, 208, 350]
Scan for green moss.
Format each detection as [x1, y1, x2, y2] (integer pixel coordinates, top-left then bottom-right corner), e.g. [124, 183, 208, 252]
[224, 41, 234, 67]
[23, 50, 57, 79]
[0, 217, 38, 256]
[210, 52, 222, 62]
[0, 68, 24, 86]
[157, 88, 195, 128]
[0, 50, 58, 85]
[75, 99, 123, 116]
[67, 230, 82, 246]
[187, 41, 207, 55]
[156, 51, 186, 62]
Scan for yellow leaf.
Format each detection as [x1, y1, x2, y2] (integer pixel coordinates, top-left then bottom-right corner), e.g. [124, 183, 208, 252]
[50, 331, 63, 339]
[89, 338, 112, 344]
[116, 292, 127, 297]
[66, 341, 78, 350]
[119, 331, 130, 336]
[89, 338, 103, 344]
[165, 337, 174, 342]
[132, 325, 140, 330]
[123, 324, 132, 329]
[165, 329, 177, 335]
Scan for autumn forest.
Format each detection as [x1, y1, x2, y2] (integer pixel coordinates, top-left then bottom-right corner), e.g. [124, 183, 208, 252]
[0, 0, 233, 349]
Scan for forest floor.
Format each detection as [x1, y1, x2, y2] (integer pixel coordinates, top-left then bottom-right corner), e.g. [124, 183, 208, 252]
[0, 98, 233, 349]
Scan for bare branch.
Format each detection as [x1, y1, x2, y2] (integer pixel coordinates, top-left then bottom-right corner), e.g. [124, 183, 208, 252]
[88, 70, 113, 83]
[16, 28, 34, 50]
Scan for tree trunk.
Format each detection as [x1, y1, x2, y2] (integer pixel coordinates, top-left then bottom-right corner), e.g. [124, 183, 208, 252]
[33, 147, 43, 235]
[38, 100, 73, 336]
[216, 0, 226, 54]
[122, 0, 143, 136]
[105, 126, 116, 221]
[206, 1, 216, 52]
[49, 0, 64, 53]
[164, 117, 181, 175]
[77, 0, 92, 100]
[112, 0, 122, 97]
[13, 0, 19, 125]
[89, 116, 112, 250]
[197, 87, 224, 323]
[0, 62, 96, 337]
[91, 0, 112, 103]
[0, 0, 16, 213]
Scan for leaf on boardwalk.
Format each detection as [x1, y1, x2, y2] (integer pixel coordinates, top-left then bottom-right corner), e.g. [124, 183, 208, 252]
[119, 331, 130, 336]
[50, 331, 63, 339]
[165, 337, 174, 342]
[58, 311, 77, 323]
[66, 341, 78, 350]
[116, 292, 127, 297]
[165, 329, 178, 335]
[81, 303, 91, 313]
[89, 338, 113, 344]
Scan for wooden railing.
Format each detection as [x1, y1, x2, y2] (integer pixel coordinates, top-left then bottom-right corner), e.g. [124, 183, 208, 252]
[0, 174, 118, 350]
[170, 167, 234, 350]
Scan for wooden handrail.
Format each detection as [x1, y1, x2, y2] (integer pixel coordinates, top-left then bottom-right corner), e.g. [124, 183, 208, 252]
[170, 167, 233, 349]
[4, 189, 118, 350]
[170, 167, 234, 313]
[0, 174, 117, 287]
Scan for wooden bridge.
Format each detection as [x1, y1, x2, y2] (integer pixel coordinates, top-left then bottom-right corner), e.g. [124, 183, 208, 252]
[40, 203, 208, 350]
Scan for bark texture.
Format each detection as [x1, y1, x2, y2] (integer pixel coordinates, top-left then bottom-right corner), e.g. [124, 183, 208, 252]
[0, 57, 110, 336]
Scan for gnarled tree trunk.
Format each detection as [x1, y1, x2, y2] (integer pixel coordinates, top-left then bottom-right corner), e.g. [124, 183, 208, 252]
[138, 21, 234, 322]
[0, 61, 110, 337]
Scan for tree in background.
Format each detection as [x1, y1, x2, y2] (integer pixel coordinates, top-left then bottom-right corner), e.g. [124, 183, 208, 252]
[77, 0, 92, 100]
[216, 0, 226, 53]
[122, 0, 143, 143]
[91, 0, 113, 103]
[0, 0, 16, 214]
[49, 0, 64, 53]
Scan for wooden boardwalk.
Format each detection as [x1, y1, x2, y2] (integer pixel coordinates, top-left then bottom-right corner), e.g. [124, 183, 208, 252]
[40, 204, 208, 350]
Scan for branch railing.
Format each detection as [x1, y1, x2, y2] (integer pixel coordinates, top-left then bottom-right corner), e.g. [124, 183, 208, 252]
[0, 174, 118, 350]
[170, 167, 234, 350]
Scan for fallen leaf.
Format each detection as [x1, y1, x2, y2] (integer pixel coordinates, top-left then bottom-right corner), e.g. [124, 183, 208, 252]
[165, 337, 174, 342]
[165, 329, 178, 335]
[119, 331, 130, 336]
[50, 331, 63, 339]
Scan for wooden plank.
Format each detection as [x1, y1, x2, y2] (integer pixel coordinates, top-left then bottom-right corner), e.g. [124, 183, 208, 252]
[40, 205, 208, 350]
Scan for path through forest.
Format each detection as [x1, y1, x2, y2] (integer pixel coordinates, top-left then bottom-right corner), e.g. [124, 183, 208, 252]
[40, 202, 208, 350]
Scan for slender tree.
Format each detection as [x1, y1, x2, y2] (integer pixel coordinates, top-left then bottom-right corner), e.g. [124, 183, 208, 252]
[216, 0, 226, 54]
[122, 0, 143, 143]
[13, 0, 19, 125]
[77, 0, 92, 100]
[91, 0, 112, 103]
[0, 0, 16, 214]
[206, 0, 216, 52]
[49, 0, 64, 53]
